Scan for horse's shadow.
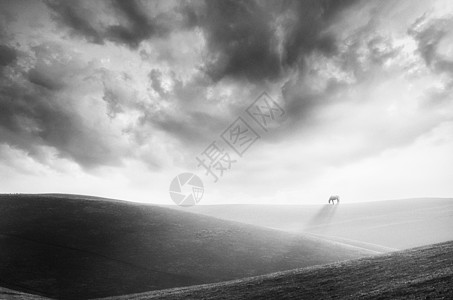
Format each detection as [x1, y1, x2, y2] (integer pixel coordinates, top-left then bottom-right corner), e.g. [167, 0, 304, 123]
[305, 204, 339, 229]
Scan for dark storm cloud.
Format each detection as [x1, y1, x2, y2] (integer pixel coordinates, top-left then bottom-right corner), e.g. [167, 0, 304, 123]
[46, 0, 357, 82]
[197, 0, 357, 82]
[282, 20, 405, 123]
[198, 0, 282, 82]
[0, 84, 120, 168]
[27, 68, 65, 91]
[409, 16, 445, 67]
[101, 68, 227, 152]
[137, 0, 362, 147]
[0, 45, 17, 68]
[142, 71, 228, 147]
[45, 1, 104, 44]
[46, 0, 181, 49]
[0, 43, 125, 169]
[151, 110, 223, 145]
[282, 77, 345, 125]
[106, 0, 160, 48]
[3, 0, 420, 172]
[409, 16, 453, 73]
[409, 16, 453, 105]
[279, 0, 355, 66]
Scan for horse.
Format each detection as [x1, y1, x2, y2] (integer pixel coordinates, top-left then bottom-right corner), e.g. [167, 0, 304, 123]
[328, 195, 340, 204]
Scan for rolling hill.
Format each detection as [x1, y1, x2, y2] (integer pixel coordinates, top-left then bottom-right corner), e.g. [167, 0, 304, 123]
[101, 240, 453, 300]
[0, 286, 49, 300]
[172, 198, 453, 250]
[0, 194, 373, 299]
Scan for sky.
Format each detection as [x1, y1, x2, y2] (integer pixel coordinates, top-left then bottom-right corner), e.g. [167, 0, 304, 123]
[0, 0, 452, 205]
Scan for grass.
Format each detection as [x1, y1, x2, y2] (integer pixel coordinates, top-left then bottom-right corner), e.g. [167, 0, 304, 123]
[102, 240, 453, 299]
[173, 198, 453, 250]
[0, 194, 373, 299]
[0, 286, 48, 300]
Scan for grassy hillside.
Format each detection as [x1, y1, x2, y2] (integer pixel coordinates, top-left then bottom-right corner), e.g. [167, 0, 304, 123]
[0, 194, 372, 299]
[103, 240, 453, 300]
[0, 286, 49, 300]
[173, 198, 453, 250]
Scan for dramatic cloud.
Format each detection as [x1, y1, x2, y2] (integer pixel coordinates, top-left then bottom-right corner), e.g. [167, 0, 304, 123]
[409, 15, 453, 105]
[197, 0, 357, 82]
[45, 1, 105, 44]
[0, 43, 129, 169]
[45, 0, 192, 49]
[0, 45, 17, 68]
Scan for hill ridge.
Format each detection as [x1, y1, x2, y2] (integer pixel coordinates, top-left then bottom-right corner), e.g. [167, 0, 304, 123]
[0, 194, 373, 299]
[100, 240, 453, 300]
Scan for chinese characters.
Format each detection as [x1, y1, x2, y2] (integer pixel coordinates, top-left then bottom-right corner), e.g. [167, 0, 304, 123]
[196, 92, 285, 183]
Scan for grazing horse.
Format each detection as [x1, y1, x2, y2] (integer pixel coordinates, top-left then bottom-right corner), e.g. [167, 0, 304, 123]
[328, 195, 340, 204]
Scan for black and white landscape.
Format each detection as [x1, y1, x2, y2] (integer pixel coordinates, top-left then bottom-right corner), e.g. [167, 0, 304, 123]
[1, 0, 453, 299]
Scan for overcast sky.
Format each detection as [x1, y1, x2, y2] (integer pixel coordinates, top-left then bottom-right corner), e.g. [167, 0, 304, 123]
[0, 0, 452, 204]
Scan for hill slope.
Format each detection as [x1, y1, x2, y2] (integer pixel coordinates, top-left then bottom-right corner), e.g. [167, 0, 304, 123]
[0, 194, 372, 299]
[0, 286, 49, 300]
[103, 240, 453, 300]
[173, 198, 453, 250]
